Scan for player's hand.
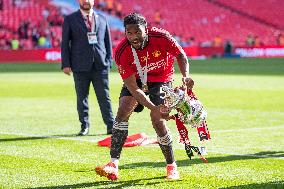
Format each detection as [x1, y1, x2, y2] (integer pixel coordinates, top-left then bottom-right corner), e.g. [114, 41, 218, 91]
[159, 105, 171, 120]
[182, 77, 194, 90]
[63, 67, 72, 75]
[150, 105, 169, 121]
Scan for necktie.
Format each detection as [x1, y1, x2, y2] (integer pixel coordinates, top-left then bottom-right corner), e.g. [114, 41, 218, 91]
[86, 15, 92, 32]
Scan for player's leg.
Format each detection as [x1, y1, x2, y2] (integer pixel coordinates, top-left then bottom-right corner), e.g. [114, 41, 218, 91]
[149, 82, 180, 180]
[109, 82, 143, 161]
[95, 86, 138, 180]
[110, 96, 137, 160]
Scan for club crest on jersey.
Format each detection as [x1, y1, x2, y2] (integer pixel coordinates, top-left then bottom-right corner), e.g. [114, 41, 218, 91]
[152, 50, 161, 58]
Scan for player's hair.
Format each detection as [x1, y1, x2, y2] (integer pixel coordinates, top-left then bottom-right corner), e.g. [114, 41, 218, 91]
[123, 13, 147, 27]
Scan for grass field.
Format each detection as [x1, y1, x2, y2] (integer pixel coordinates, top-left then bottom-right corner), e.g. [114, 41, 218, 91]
[0, 58, 283, 188]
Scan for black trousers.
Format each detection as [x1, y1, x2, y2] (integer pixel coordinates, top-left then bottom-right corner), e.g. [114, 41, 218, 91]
[73, 69, 114, 131]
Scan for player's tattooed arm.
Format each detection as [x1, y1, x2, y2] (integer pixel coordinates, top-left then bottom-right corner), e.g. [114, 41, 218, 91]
[176, 52, 194, 89]
[176, 52, 189, 78]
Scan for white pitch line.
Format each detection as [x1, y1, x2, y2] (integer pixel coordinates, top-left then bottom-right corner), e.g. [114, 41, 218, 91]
[211, 125, 284, 133]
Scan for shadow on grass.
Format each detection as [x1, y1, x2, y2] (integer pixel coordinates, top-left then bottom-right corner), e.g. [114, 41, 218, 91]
[120, 151, 284, 169]
[0, 133, 107, 142]
[0, 136, 49, 142]
[24, 176, 171, 189]
[253, 151, 284, 158]
[219, 180, 283, 189]
[52, 133, 109, 137]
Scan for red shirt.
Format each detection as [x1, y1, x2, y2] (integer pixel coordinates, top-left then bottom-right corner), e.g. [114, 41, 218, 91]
[115, 27, 184, 82]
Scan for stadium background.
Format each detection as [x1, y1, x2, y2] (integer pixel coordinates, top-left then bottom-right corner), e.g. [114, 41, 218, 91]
[0, 0, 283, 188]
[0, 0, 284, 61]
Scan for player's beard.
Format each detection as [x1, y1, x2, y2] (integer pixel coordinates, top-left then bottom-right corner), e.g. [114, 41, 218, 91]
[131, 35, 148, 50]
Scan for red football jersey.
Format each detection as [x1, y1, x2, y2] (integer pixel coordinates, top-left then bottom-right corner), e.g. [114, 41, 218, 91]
[115, 27, 185, 82]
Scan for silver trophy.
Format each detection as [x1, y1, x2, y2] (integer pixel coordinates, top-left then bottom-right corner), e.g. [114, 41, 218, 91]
[162, 86, 207, 127]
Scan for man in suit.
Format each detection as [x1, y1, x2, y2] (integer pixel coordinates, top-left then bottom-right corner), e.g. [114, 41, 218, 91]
[61, 0, 114, 136]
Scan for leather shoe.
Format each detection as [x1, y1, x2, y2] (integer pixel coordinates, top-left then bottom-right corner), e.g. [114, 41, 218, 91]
[77, 128, 89, 136]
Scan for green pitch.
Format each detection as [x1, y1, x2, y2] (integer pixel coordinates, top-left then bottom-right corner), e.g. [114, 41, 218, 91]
[0, 58, 283, 188]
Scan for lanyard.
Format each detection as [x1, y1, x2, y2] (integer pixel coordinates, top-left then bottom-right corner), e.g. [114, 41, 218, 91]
[131, 46, 148, 87]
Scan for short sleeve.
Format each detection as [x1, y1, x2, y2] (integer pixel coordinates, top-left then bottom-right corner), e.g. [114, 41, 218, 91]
[165, 35, 185, 57]
[115, 48, 136, 80]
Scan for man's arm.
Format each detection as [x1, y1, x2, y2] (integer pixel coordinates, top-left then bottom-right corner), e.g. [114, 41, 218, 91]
[104, 20, 113, 68]
[123, 74, 155, 110]
[61, 16, 72, 74]
[176, 51, 194, 89]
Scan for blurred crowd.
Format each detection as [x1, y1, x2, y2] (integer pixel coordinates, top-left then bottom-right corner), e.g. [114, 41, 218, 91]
[0, 0, 283, 50]
[95, 0, 123, 19]
[0, 0, 63, 50]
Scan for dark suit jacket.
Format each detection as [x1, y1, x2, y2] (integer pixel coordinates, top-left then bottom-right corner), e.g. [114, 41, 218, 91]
[61, 10, 112, 72]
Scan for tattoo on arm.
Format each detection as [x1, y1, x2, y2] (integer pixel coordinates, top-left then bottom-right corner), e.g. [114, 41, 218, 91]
[176, 53, 189, 77]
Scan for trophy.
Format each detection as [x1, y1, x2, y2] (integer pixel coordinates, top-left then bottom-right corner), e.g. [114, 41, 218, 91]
[162, 86, 207, 127]
[162, 85, 210, 163]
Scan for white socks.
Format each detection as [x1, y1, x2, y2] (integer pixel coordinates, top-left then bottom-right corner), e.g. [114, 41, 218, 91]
[111, 158, 119, 168]
[167, 161, 177, 167]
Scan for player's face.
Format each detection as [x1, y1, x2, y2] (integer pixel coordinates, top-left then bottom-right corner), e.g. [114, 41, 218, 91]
[125, 24, 147, 50]
[78, 0, 94, 11]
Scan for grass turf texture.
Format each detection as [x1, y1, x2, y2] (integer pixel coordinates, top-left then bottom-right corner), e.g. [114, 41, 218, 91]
[0, 58, 283, 188]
